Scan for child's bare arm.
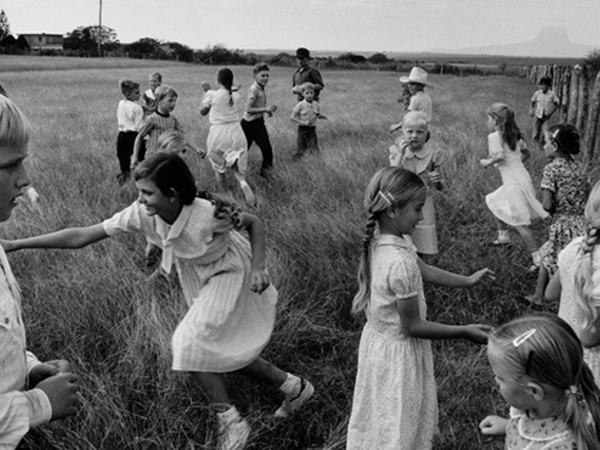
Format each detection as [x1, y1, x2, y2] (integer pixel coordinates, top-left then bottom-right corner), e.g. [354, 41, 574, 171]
[2, 223, 109, 252]
[132, 121, 153, 165]
[238, 213, 269, 293]
[418, 259, 495, 287]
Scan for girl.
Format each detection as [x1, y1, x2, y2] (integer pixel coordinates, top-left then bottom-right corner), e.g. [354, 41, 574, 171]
[142, 71, 162, 117]
[200, 68, 256, 207]
[479, 314, 600, 449]
[480, 103, 548, 264]
[525, 124, 588, 306]
[2, 153, 313, 450]
[389, 111, 443, 257]
[545, 180, 600, 385]
[157, 129, 204, 158]
[346, 167, 493, 450]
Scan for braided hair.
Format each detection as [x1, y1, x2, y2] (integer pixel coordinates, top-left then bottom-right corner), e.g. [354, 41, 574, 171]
[217, 68, 235, 107]
[351, 167, 426, 316]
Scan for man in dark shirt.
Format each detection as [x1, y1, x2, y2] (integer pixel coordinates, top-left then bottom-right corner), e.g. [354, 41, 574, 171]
[291, 47, 324, 102]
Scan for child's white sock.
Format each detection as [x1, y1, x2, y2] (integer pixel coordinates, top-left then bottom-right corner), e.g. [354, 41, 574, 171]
[217, 405, 242, 427]
[498, 230, 509, 240]
[279, 373, 301, 397]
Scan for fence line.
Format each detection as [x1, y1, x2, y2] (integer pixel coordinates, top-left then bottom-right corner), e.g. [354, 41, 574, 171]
[528, 65, 600, 165]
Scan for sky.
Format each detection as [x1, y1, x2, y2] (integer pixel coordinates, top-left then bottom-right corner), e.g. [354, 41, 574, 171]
[2, 0, 600, 54]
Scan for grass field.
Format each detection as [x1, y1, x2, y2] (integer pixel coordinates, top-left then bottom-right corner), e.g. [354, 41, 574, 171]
[0, 55, 557, 449]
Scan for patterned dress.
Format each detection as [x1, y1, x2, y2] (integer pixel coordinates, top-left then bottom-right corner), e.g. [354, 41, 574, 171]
[538, 157, 587, 275]
[505, 407, 576, 449]
[347, 235, 437, 450]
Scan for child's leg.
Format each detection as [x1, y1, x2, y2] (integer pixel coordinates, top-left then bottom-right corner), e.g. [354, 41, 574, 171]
[492, 218, 511, 245]
[514, 225, 538, 254]
[294, 126, 308, 159]
[214, 171, 227, 192]
[236, 357, 314, 418]
[232, 166, 256, 206]
[253, 119, 273, 173]
[307, 127, 319, 153]
[524, 265, 549, 306]
[189, 371, 231, 406]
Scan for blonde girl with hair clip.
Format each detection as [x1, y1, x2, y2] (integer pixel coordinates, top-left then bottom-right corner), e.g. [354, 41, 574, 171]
[200, 68, 256, 207]
[545, 180, 600, 385]
[479, 313, 600, 450]
[346, 167, 493, 450]
[480, 103, 548, 266]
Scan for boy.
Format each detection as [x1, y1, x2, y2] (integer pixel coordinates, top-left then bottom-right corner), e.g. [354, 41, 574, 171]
[390, 67, 433, 132]
[116, 79, 144, 184]
[0, 95, 78, 448]
[241, 63, 278, 178]
[291, 47, 324, 102]
[530, 75, 559, 147]
[142, 72, 162, 117]
[290, 82, 327, 159]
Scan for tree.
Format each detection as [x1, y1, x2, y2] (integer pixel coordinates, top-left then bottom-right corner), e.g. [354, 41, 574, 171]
[125, 37, 161, 59]
[0, 9, 11, 43]
[338, 52, 367, 64]
[369, 52, 390, 64]
[64, 25, 119, 56]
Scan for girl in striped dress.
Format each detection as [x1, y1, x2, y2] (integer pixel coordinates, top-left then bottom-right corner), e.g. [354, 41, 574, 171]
[2, 153, 314, 450]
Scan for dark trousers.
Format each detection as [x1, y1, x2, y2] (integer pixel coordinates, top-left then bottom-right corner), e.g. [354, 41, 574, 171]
[240, 117, 273, 170]
[295, 125, 319, 157]
[116, 131, 138, 174]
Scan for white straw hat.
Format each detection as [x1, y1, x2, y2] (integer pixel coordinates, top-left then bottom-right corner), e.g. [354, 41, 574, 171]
[399, 67, 432, 87]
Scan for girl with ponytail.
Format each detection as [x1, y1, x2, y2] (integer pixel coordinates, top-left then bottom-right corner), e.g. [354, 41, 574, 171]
[480, 313, 600, 449]
[347, 166, 493, 450]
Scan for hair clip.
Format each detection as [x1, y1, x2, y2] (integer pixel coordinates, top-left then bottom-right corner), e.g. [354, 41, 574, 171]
[512, 328, 536, 347]
[377, 190, 394, 207]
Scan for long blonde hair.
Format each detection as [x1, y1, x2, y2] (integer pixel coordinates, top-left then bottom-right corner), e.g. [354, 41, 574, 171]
[351, 167, 426, 316]
[575, 180, 600, 328]
[486, 102, 523, 151]
[489, 314, 600, 449]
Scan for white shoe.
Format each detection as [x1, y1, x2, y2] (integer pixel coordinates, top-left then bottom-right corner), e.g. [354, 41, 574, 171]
[217, 418, 250, 450]
[274, 378, 315, 419]
[239, 182, 256, 207]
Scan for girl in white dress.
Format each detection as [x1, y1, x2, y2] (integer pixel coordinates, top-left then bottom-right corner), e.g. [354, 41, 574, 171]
[2, 153, 314, 450]
[480, 103, 548, 266]
[346, 167, 492, 450]
[545, 180, 600, 385]
[479, 314, 600, 450]
[201, 68, 256, 207]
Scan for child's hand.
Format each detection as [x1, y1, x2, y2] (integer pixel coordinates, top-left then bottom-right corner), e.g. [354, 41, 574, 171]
[130, 156, 139, 170]
[201, 81, 211, 92]
[467, 267, 495, 286]
[270, 105, 278, 114]
[29, 360, 70, 388]
[479, 158, 489, 168]
[479, 415, 508, 436]
[462, 324, 491, 344]
[429, 171, 441, 184]
[25, 187, 41, 210]
[249, 269, 270, 293]
[194, 148, 206, 158]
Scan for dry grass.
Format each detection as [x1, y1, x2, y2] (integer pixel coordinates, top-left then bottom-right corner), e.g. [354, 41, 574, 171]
[1, 56, 553, 449]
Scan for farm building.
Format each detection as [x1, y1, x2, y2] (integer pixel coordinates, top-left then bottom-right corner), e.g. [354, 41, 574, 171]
[20, 33, 64, 52]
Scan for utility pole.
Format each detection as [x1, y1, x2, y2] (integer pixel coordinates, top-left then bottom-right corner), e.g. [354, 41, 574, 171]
[98, 0, 102, 57]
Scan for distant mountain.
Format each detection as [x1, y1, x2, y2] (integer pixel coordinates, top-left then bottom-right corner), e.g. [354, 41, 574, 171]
[433, 27, 596, 58]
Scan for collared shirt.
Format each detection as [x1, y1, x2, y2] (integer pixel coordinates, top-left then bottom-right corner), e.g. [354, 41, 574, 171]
[117, 99, 144, 132]
[144, 111, 182, 154]
[292, 66, 324, 101]
[291, 100, 320, 128]
[0, 246, 52, 449]
[531, 90, 559, 119]
[242, 82, 267, 122]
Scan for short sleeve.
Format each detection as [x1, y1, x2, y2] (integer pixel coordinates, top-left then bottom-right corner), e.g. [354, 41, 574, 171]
[432, 148, 445, 167]
[540, 163, 557, 192]
[488, 132, 504, 158]
[202, 90, 214, 109]
[291, 102, 302, 117]
[552, 92, 559, 103]
[388, 256, 420, 300]
[173, 116, 183, 132]
[531, 92, 537, 102]
[247, 85, 259, 104]
[102, 203, 144, 237]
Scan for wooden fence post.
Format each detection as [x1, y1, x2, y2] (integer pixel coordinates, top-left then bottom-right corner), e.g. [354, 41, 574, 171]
[561, 68, 571, 122]
[568, 67, 581, 125]
[577, 66, 589, 134]
[584, 71, 600, 165]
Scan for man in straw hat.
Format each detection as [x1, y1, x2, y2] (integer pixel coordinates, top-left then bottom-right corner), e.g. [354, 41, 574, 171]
[391, 67, 433, 132]
[291, 47, 324, 102]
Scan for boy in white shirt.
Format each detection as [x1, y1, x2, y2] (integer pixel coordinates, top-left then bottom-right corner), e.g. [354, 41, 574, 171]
[116, 80, 144, 184]
[290, 82, 326, 159]
[530, 76, 559, 148]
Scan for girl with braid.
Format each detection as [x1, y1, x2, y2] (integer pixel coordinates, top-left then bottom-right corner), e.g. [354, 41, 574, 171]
[201, 68, 256, 207]
[346, 167, 493, 450]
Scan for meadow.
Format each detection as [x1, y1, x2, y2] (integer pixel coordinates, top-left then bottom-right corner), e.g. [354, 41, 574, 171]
[0, 55, 555, 449]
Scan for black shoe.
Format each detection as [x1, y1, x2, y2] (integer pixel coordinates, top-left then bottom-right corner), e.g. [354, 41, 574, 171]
[259, 167, 272, 179]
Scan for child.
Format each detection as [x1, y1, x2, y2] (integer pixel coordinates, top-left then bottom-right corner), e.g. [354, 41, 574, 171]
[156, 130, 198, 157]
[530, 76, 559, 148]
[525, 124, 588, 306]
[116, 79, 144, 184]
[0, 95, 78, 448]
[545, 180, 600, 384]
[131, 85, 183, 168]
[290, 82, 327, 159]
[142, 72, 162, 117]
[346, 166, 492, 450]
[2, 152, 314, 450]
[389, 112, 443, 257]
[479, 314, 600, 449]
[390, 66, 433, 132]
[480, 103, 548, 265]
[200, 68, 256, 207]
[240, 63, 278, 178]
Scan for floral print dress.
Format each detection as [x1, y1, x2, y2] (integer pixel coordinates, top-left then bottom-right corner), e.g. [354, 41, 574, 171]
[538, 157, 587, 275]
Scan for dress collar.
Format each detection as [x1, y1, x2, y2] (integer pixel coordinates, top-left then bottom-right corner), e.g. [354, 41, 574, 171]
[155, 202, 194, 273]
[377, 234, 413, 249]
[404, 146, 432, 160]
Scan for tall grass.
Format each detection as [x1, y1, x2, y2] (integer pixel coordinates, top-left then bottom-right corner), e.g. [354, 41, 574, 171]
[1, 57, 551, 449]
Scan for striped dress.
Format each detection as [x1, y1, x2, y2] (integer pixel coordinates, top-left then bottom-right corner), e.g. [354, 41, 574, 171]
[102, 198, 277, 372]
[144, 111, 182, 155]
